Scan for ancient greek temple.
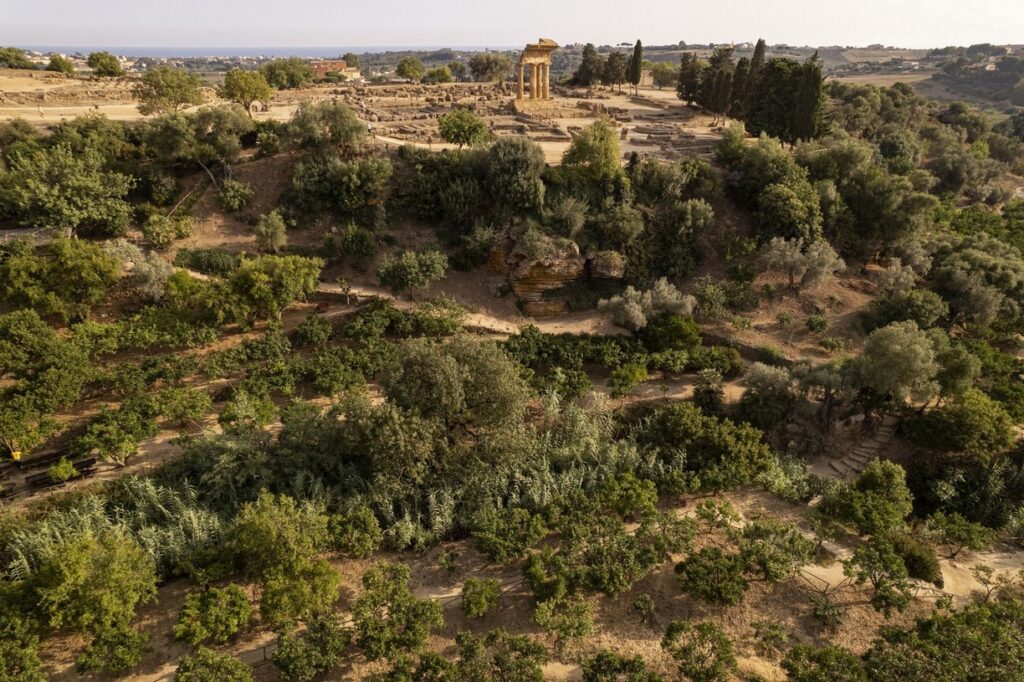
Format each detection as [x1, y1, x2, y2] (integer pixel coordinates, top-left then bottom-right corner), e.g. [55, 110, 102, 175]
[517, 38, 558, 101]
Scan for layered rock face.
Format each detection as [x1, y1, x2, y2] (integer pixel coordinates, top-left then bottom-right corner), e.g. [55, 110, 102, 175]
[508, 239, 584, 316]
[493, 237, 627, 317]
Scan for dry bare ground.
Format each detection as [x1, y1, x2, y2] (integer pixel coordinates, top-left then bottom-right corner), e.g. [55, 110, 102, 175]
[38, 488, 1024, 682]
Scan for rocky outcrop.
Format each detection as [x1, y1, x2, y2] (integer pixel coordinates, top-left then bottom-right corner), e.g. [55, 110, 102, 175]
[508, 237, 584, 308]
[588, 250, 626, 279]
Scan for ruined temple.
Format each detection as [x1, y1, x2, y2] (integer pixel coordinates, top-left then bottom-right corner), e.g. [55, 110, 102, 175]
[517, 38, 558, 101]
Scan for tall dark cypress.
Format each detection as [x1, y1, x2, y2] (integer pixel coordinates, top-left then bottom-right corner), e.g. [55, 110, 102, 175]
[731, 57, 750, 119]
[749, 38, 767, 75]
[628, 40, 643, 94]
[792, 52, 824, 142]
[745, 38, 767, 109]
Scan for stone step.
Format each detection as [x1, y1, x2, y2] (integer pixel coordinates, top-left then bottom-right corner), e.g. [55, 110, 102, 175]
[829, 460, 850, 475]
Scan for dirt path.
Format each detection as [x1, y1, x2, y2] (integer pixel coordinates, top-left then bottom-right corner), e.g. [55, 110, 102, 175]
[317, 280, 624, 337]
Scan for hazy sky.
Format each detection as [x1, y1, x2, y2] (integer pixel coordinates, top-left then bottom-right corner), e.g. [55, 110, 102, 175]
[2, 0, 1022, 49]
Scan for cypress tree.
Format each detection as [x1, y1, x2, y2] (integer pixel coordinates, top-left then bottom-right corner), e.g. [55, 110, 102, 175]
[676, 53, 704, 105]
[749, 38, 767, 75]
[792, 52, 824, 142]
[745, 38, 767, 110]
[629, 40, 643, 95]
[731, 57, 750, 119]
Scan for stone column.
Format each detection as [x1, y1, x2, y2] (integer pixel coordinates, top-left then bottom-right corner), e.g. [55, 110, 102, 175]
[517, 63, 524, 100]
[530, 63, 539, 99]
[542, 63, 550, 99]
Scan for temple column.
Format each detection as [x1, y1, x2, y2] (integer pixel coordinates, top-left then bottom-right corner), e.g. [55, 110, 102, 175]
[517, 63, 524, 99]
[530, 63, 539, 99]
[542, 63, 550, 98]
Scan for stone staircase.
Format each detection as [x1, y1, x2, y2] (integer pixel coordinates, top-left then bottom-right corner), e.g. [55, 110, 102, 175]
[828, 415, 899, 480]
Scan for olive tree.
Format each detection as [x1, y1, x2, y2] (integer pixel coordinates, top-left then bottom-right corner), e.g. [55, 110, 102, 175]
[254, 211, 288, 253]
[87, 51, 122, 77]
[219, 69, 273, 115]
[136, 66, 204, 115]
[438, 108, 492, 148]
[0, 143, 133, 236]
[856, 321, 940, 405]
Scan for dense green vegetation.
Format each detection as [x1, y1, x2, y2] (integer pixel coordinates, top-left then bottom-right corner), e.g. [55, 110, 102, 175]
[0, 47, 1023, 679]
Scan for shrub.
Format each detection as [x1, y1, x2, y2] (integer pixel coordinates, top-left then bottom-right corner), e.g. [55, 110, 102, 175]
[926, 511, 995, 558]
[598, 279, 696, 331]
[675, 547, 748, 605]
[782, 644, 865, 682]
[608, 363, 649, 398]
[173, 584, 252, 645]
[328, 506, 382, 558]
[471, 507, 548, 563]
[903, 389, 1015, 459]
[688, 346, 744, 377]
[293, 314, 334, 347]
[376, 250, 448, 296]
[143, 214, 195, 248]
[820, 459, 914, 535]
[271, 613, 348, 682]
[254, 211, 288, 253]
[888, 532, 942, 585]
[461, 577, 500, 618]
[863, 598, 1024, 680]
[533, 595, 593, 651]
[48, 457, 77, 483]
[175, 647, 252, 682]
[352, 563, 444, 661]
[174, 248, 241, 276]
[805, 313, 828, 333]
[582, 650, 661, 681]
[219, 179, 255, 212]
[328, 222, 377, 265]
[637, 312, 701, 353]
[76, 624, 148, 674]
[661, 620, 736, 682]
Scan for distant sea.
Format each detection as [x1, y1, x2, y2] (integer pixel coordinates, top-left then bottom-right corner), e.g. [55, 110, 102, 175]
[14, 46, 517, 58]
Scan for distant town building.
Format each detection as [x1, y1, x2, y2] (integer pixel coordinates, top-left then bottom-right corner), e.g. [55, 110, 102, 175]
[309, 59, 349, 78]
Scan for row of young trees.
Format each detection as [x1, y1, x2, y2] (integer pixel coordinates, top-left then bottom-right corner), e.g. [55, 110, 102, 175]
[572, 40, 645, 94]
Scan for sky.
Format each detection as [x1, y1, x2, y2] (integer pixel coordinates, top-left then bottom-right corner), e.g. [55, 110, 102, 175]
[2, 0, 1022, 50]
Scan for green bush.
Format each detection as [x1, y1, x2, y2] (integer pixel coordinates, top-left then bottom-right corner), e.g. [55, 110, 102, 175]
[661, 620, 736, 682]
[328, 506, 382, 558]
[608, 362, 649, 398]
[293, 314, 334, 347]
[675, 547, 749, 605]
[271, 613, 348, 682]
[175, 647, 252, 682]
[461, 577, 500, 618]
[471, 507, 548, 563]
[637, 313, 702, 353]
[218, 179, 255, 212]
[48, 457, 77, 483]
[143, 214, 195, 248]
[174, 248, 241, 276]
[376, 249, 448, 295]
[76, 624, 148, 674]
[903, 389, 1015, 459]
[173, 584, 252, 645]
[782, 644, 865, 682]
[805, 314, 829, 333]
[887, 533, 942, 586]
[687, 346, 744, 377]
